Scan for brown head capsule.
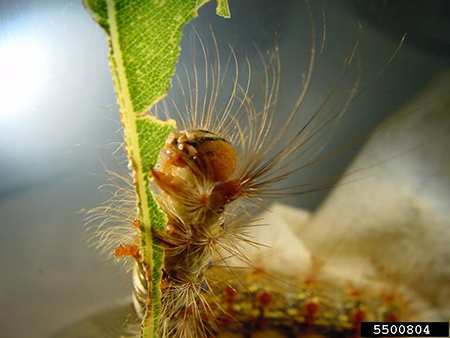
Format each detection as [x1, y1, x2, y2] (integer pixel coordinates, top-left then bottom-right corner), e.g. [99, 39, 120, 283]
[161, 130, 237, 182]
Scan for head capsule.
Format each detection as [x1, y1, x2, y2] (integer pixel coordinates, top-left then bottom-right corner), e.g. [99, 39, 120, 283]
[161, 130, 237, 182]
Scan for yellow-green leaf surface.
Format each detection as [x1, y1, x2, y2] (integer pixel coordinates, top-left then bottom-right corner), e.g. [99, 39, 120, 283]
[83, 0, 109, 33]
[216, 0, 231, 18]
[83, 0, 230, 337]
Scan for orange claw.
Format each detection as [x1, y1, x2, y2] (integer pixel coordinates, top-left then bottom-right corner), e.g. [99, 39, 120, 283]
[114, 244, 141, 260]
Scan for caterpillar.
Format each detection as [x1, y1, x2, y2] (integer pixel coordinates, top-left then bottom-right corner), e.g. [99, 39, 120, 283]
[85, 4, 449, 338]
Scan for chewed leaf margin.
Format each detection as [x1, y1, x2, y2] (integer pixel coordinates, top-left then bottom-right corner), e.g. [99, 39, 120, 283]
[83, 0, 231, 337]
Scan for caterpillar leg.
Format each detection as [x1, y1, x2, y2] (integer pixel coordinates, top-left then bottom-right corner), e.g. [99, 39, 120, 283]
[150, 169, 190, 197]
[114, 244, 140, 260]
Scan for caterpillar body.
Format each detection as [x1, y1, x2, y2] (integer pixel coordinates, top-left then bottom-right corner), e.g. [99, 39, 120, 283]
[110, 39, 409, 338]
[87, 8, 448, 338]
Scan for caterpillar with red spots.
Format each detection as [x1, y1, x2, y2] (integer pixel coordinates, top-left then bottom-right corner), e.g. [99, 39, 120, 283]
[116, 35, 403, 338]
[87, 4, 449, 338]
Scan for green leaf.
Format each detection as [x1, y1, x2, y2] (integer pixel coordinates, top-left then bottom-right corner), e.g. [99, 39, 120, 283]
[109, 0, 209, 114]
[216, 0, 231, 18]
[82, 0, 109, 33]
[83, 0, 231, 337]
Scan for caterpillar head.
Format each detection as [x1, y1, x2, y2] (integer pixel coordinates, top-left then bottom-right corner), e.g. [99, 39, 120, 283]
[162, 130, 237, 183]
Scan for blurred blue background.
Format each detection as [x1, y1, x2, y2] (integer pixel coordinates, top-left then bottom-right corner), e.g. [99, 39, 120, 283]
[0, 1, 449, 337]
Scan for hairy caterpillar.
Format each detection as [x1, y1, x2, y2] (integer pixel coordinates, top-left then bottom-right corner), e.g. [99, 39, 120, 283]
[84, 4, 450, 338]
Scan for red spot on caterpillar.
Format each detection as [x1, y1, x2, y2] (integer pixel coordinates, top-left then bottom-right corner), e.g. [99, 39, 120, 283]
[224, 286, 237, 315]
[132, 219, 140, 228]
[225, 286, 237, 298]
[257, 318, 268, 330]
[305, 302, 318, 315]
[352, 309, 365, 330]
[386, 313, 398, 322]
[304, 302, 318, 327]
[353, 309, 364, 322]
[258, 292, 271, 306]
[221, 314, 234, 326]
[114, 244, 140, 260]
